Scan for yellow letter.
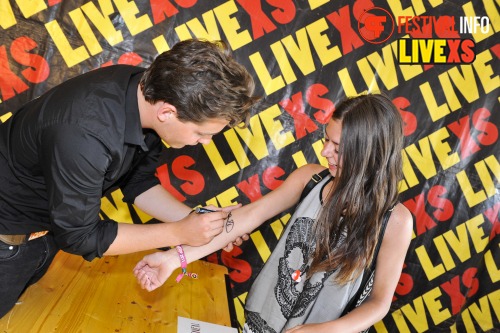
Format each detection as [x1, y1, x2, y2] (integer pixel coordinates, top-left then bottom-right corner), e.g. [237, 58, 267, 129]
[249, 51, 286, 95]
[433, 39, 447, 63]
[45, 20, 90, 68]
[420, 82, 451, 121]
[428, 127, 460, 170]
[114, 0, 152, 36]
[259, 105, 295, 150]
[473, 50, 500, 94]
[202, 140, 239, 180]
[416, 245, 446, 280]
[306, 18, 341, 66]
[456, 170, 487, 207]
[422, 287, 452, 325]
[465, 214, 488, 253]
[81, 1, 124, 46]
[213, 1, 252, 50]
[175, 10, 221, 41]
[0, 0, 17, 29]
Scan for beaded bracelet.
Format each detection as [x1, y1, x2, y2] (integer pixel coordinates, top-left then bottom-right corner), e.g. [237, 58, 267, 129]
[175, 245, 198, 283]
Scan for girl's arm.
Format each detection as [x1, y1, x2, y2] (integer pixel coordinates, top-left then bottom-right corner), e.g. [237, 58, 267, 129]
[134, 164, 326, 291]
[285, 203, 414, 333]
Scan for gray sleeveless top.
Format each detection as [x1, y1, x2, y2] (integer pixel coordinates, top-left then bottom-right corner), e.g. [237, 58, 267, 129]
[243, 175, 365, 333]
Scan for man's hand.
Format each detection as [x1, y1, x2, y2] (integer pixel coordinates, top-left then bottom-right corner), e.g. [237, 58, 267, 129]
[176, 209, 227, 246]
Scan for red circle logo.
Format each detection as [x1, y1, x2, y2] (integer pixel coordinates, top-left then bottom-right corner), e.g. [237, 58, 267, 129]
[358, 7, 395, 44]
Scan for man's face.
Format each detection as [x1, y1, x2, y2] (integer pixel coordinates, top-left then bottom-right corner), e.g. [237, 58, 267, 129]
[158, 115, 229, 148]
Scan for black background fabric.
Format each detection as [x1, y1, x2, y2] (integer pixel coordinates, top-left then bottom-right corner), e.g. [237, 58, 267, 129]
[0, 1, 498, 331]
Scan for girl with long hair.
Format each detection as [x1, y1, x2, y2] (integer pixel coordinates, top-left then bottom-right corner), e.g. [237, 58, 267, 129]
[134, 93, 413, 333]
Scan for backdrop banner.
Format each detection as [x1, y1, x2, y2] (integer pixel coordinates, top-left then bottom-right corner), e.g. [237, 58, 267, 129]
[0, 0, 498, 332]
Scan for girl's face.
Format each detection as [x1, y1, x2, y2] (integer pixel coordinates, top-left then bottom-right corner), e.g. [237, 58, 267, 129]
[321, 118, 342, 176]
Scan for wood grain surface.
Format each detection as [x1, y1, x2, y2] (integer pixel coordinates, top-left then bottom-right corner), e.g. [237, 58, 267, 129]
[0, 250, 232, 332]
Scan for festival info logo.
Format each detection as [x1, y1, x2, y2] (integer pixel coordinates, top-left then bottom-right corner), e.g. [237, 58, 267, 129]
[358, 7, 395, 44]
[358, 7, 491, 64]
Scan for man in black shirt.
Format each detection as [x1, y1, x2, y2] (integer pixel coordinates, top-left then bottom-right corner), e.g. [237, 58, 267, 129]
[0, 39, 259, 318]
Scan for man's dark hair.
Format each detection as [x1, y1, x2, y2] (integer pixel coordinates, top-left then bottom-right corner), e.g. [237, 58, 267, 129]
[140, 39, 259, 127]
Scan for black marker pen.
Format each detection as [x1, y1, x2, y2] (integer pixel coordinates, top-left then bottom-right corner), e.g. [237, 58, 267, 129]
[194, 207, 216, 214]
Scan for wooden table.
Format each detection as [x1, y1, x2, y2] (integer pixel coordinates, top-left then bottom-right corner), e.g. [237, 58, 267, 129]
[0, 250, 234, 332]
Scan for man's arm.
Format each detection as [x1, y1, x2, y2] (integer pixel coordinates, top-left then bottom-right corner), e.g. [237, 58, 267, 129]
[102, 184, 243, 255]
[133, 184, 192, 222]
[133, 164, 326, 290]
[104, 209, 227, 255]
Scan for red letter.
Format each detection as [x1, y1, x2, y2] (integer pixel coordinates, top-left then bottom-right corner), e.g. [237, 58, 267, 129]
[11, 36, 49, 83]
[221, 246, 252, 284]
[118, 52, 143, 66]
[156, 164, 186, 201]
[326, 5, 364, 55]
[392, 96, 417, 136]
[460, 39, 475, 63]
[441, 275, 466, 315]
[279, 91, 318, 139]
[237, 174, 263, 202]
[306, 83, 335, 125]
[446, 39, 461, 63]
[427, 185, 454, 221]
[150, 0, 179, 24]
[267, 0, 295, 24]
[484, 202, 500, 241]
[403, 194, 436, 236]
[462, 267, 479, 297]
[447, 115, 481, 159]
[262, 166, 285, 191]
[236, 0, 276, 39]
[472, 107, 498, 147]
[435, 16, 459, 38]
[175, 0, 197, 8]
[172, 155, 204, 196]
[0, 45, 29, 101]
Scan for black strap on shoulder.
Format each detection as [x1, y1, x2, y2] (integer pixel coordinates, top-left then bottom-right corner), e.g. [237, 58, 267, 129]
[299, 169, 330, 202]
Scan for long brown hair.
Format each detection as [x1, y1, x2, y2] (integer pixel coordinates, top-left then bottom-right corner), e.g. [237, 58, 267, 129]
[309, 94, 404, 284]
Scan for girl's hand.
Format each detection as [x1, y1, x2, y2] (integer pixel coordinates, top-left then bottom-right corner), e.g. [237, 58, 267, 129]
[133, 250, 177, 291]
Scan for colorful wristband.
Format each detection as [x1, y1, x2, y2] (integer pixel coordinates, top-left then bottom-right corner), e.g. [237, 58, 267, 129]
[175, 245, 198, 283]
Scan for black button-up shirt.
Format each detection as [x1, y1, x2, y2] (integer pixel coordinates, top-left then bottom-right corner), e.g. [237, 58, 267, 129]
[0, 65, 162, 260]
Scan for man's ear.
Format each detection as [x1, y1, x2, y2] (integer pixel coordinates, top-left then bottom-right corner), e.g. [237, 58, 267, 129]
[157, 102, 177, 122]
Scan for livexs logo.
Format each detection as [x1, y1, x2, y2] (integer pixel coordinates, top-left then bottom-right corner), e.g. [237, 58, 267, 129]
[357, 7, 491, 64]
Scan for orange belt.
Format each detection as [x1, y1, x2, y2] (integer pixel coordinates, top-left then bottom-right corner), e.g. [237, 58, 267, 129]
[0, 231, 49, 246]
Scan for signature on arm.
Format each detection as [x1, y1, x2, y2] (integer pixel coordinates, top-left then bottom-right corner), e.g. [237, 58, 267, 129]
[225, 212, 234, 233]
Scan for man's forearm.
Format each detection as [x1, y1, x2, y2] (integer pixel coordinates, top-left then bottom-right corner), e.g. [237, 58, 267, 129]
[104, 222, 183, 255]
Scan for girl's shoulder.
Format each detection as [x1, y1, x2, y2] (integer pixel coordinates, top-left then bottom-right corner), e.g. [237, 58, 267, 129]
[295, 164, 329, 178]
[280, 164, 330, 196]
[385, 203, 413, 241]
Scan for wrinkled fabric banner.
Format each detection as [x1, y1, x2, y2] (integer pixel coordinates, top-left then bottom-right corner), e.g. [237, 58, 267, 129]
[0, 0, 498, 332]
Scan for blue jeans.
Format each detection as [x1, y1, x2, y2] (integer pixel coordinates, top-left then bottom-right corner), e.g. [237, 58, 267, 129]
[0, 234, 59, 318]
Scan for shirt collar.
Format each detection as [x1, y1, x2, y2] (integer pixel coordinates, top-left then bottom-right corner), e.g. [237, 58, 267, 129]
[124, 71, 148, 151]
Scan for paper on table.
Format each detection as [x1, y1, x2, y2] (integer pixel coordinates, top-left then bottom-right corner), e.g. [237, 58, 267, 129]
[177, 316, 238, 333]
